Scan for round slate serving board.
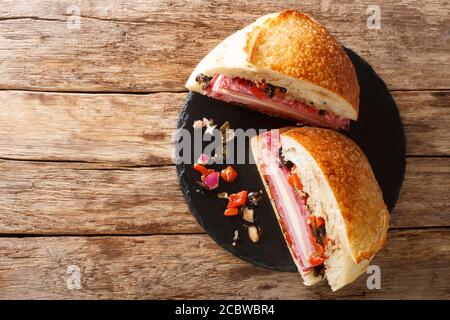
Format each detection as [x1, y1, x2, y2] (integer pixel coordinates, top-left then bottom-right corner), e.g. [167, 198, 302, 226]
[176, 48, 406, 272]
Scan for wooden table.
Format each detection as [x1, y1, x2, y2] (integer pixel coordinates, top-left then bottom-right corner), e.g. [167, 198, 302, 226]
[0, 1, 448, 299]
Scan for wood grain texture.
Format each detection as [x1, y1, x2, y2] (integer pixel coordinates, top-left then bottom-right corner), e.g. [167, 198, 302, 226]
[0, 0, 448, 92]
[393, 91, 450, 156]
[0, 0, 448, 300]
[0, 91, 183, 165]
[0, 157, 448, 235]
[0, 161, 200, 235]
[0, 91, 448, 165]
[0, 229, 448, 299]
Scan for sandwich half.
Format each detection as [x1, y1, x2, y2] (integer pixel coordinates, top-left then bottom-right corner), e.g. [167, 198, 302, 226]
[250, 127, 389, 291]
[186, 10, 360, 130]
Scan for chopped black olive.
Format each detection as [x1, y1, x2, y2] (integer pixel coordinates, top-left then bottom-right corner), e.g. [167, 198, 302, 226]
[195, 187, 206, 195]
[247, 202, 259, 210]
[313, 265, 325, 277]
[316, 227, 326, 245]
[247, 191, 262, 206]
[311, 226, 319, 239]
[319, 109, 326, 116]
[260, 82, 286, 97]
[195, 73, 213, 90]
[264, 83, 276, 97]
[242, 219, 252, 227]
[310, 223, 326, 245]
[278, 148, 294, 169]
[195, 180, 209, 190]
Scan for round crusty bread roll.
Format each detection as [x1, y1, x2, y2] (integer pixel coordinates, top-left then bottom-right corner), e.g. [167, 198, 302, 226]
[251, 127, 389, 291]
[186, 10, 360, 121]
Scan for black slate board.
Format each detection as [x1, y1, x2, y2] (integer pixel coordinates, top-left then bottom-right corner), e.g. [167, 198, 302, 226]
[176, 48, 406, 272]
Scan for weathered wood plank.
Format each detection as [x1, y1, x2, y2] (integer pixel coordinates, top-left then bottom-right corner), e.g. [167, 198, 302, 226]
[0, 91, 448, 165]
[0, 157, 447, 235]
[0, 229, 448, 299]
[393, 157, 449, 228]
[0, 161, 201, 235]
[393, 91, 450, 156]
[0, 0, 448, 91]
[0, 91, 183, 165]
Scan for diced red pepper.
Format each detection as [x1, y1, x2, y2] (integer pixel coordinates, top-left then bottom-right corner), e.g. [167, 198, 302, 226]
[314, 242, 325, 257]
[316, 217, 325, 228]
[309, 255, 325, 266]
[224, 208, 239, 216]
[275, 87, 286, 98]
[193, 163, 209, 176]
[288, 173, 303, 190]
[308, 215, 327, 267]
[227, 190, 248, 209]
[220, 165, 238, 183]
[308, 216, 325, 229]
[250, 85, 267, 99]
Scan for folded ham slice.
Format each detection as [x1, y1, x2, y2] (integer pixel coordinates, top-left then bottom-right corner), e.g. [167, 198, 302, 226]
[257, 130, 316, 271]
[205, 74, 350, 130]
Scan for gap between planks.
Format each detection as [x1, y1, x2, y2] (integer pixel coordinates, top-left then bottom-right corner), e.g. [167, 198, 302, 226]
[0, 156, 173, 168]
[0, 229, 447, 239]
[1, 156, 449, 167]
[0, 226, 448, 239]
[1, 88, 450, 95]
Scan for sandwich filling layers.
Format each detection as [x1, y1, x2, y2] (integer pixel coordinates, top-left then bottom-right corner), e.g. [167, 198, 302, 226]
[257, 130, 328, 277]
[196, 74, 350, 130]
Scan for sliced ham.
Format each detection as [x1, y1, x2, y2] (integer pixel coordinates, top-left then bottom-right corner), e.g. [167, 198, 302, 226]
[205, 74, 350, 130]
[258, 130, 315, 271]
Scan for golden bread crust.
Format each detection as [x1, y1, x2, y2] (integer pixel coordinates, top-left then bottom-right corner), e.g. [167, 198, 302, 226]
[282, 127, 389, 263]
[245, 10, 359, 114]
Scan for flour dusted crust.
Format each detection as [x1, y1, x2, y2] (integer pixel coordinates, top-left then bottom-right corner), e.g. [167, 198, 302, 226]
[244, 10, 359, 119]
[281, 127, 389, 263]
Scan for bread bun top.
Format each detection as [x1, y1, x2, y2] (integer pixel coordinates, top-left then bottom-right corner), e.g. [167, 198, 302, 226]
[282, 127, 389, 263]
[245, 10, 359, 117]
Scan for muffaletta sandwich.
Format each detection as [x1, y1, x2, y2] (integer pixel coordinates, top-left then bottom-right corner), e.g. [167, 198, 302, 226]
[250, 127, 389, 291]
[186, 10, 359, 130]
